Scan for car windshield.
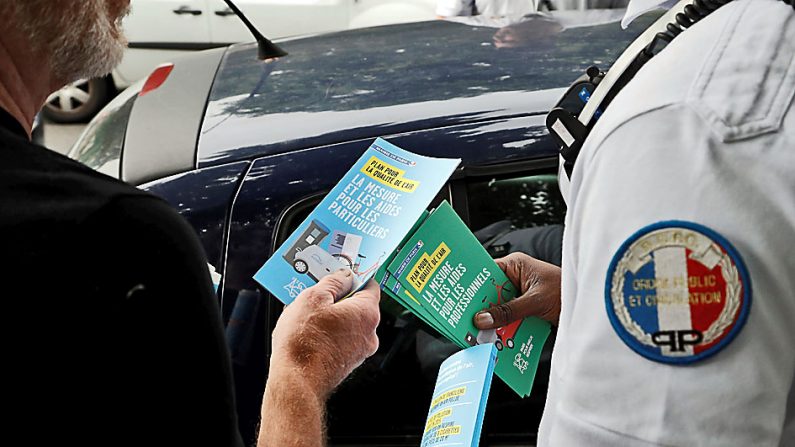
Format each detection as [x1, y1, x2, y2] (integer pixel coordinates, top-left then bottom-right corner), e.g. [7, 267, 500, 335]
[198, 12, 660, 164]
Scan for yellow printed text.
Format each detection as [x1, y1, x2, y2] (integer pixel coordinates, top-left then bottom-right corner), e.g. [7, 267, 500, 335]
[408, 242, 451, 292]
[361, 156, 420, 193]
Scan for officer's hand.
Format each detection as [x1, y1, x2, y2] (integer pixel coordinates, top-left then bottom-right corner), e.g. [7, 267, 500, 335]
[269, 270, 381, 398]
[474, 252, 561, 328]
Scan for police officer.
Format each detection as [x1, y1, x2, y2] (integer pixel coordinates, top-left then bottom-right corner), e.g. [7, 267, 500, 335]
[474, 0, 795, 444]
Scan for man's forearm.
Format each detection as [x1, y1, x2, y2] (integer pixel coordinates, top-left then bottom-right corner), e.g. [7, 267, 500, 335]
[257, 366, 326, 447]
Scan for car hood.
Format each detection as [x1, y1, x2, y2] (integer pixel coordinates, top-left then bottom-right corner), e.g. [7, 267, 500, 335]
[198, 16, 653, 166]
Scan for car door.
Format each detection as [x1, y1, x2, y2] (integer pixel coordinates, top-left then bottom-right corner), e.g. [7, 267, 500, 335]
[126, 0, 213, 45]
[117, 0, 214, 83]
[218, 113, 563, 445]
[206, 0, 350, 43]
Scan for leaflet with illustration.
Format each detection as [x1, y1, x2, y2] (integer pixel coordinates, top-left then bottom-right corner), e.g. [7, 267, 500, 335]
[384, 202, 551, 398]
[421, 344, 497, 447]
[255, 138, 460, 304]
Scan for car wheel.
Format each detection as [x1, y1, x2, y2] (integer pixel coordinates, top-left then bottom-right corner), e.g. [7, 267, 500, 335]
[495, 340, 504, 351]
[506, 338, 515, 349]
[293, 260, 309, 274]
[43, 78, 112, 123]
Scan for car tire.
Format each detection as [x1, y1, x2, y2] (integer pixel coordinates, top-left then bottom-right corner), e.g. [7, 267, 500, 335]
[495, 340, 504, 351]
[43, 77, 113, 123]
[506, 338, 515, 349]
[293, 260, 309, 274]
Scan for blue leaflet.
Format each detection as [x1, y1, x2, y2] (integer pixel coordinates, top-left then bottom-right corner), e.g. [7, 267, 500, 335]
[421, 344, 498, 447]
[254, 138, 459, 304]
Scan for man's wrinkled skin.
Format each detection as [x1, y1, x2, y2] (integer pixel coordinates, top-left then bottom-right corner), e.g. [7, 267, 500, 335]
[260, 270, 381, 447]
[474, 252, 561, 329]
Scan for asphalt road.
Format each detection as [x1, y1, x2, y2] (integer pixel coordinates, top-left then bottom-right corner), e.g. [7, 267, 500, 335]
[44, 121, 86, 155]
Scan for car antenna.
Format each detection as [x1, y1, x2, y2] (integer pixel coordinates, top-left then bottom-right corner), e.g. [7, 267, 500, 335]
[223, 0, 287, 60]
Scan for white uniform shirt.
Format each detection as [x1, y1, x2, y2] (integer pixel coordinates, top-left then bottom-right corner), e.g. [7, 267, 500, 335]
[539, 0, 795, 445]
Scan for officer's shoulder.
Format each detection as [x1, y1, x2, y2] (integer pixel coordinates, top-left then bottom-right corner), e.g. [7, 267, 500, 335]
[687, 0, 795, 141]
[599, 0, 793, 141]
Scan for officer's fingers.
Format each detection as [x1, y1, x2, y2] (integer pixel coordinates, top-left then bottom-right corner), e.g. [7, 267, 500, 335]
[296, 269, 354, 309]
[495, 252, 533, 289]
[474, 293, 560, 329]
[474, 298, 532, 329]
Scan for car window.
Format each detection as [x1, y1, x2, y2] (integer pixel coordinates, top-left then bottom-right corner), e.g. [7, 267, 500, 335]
[468, 174, 565, 232]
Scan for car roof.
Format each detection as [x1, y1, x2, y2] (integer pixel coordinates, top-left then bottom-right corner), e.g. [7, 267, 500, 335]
[196, 15, 656, 167]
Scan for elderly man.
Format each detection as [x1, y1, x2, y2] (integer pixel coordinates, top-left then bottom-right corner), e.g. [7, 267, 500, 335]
[0, 2, 380, 446]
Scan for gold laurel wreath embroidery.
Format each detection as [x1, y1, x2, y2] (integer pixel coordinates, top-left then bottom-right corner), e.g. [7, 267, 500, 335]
[702, 252, 741, 344]
[610, 242, 742, 348]
[612, 256, 654, 346]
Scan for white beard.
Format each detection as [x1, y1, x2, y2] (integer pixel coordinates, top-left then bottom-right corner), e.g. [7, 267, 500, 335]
[10, 0, 129, 86]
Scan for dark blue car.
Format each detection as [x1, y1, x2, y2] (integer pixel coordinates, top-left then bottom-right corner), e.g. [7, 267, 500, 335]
[71, 15, 653, 446]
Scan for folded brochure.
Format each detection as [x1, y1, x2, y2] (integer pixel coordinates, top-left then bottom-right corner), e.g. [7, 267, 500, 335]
[255, 138, 460, 304]
[421, 344, 497, 447]
[380, 201, 551, 398]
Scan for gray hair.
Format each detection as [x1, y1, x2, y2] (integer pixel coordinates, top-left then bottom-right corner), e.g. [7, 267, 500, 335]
[1, 1, 129, 86]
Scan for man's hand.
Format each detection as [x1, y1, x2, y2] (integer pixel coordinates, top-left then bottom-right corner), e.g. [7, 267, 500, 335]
[259, 270, 380, 447]
[474, 252, 561, 329]
[270, 269, 381, 397]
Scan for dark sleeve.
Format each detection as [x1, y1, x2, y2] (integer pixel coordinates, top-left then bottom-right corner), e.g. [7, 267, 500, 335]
[490, 224, 564, 267]
[78, 195, 244, 447]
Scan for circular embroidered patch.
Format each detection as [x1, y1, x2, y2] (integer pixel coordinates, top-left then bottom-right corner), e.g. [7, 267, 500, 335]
[605, 221, 751, 364]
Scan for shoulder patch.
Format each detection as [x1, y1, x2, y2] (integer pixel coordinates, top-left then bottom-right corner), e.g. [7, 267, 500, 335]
[605, 221, 751, 364]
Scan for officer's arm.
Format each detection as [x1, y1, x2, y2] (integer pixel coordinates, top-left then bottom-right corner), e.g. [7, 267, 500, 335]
[554, 105, 795, 444]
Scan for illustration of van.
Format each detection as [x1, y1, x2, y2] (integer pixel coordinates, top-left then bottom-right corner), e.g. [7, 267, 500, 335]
[283, 220, 365, 289]
[292, 245, 350, 282]
[283, 220, 330, 265]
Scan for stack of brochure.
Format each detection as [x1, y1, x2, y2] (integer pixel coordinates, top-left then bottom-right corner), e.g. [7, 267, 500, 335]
[255, 137, 550, 398]
[376, 201, 551, 397]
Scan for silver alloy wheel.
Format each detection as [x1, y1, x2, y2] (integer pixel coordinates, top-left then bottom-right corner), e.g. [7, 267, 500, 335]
[42, 77, 111, 123]
[47, 79, 91, 113]
[294, 260, 309, 274]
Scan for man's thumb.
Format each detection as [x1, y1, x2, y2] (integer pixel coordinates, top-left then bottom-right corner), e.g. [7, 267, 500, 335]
[303, 269, 354, 306]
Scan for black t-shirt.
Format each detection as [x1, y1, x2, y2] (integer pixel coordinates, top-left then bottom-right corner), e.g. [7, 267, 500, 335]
[0, 109, 243, 446]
